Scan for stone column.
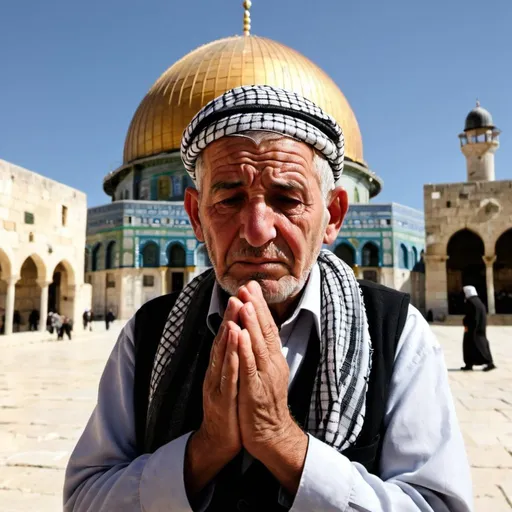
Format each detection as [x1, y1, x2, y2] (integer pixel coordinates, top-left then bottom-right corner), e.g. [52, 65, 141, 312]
[4, 276, 19, 335]
[483, 255, 496, 315]
[160, 268, 167, 296]
[37, 280, 51, 332]
[424, 254, 449, 318]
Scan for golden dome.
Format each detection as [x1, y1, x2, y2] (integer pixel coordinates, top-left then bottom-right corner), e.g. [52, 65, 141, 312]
[123, 35, 364, 165]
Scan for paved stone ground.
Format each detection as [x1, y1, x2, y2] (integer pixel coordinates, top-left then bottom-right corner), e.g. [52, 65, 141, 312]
[0, 323, 511, 511]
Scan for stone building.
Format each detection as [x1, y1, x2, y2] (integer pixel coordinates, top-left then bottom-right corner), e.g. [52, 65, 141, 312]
[424, 103, 512, 318]
[86, 16, 425, 319]
[0, 160, 91, 335]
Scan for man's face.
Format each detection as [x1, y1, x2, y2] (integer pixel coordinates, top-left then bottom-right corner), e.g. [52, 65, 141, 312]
[184, 135, 348, 304]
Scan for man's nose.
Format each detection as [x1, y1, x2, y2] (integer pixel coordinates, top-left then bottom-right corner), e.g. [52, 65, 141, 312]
[239, 199, 277, 247]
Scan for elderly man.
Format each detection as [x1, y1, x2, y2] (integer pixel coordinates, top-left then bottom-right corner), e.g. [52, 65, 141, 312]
[64, 86, 472, 511]
[461, 285, 495, 372]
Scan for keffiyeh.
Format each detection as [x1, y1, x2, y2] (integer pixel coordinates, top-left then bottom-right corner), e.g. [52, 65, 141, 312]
[148, 249, 372, 452]
[180, 85, 345, 184]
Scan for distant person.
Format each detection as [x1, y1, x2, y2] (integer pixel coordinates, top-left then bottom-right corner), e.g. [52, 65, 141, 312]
[29, 309, 40, 331]
[105, 310, 115, 331]
[13, 310, 21, 332]
[12, 310, 21, 332]
[461, 286, 496, 371]
[61, 316, 73, 341]
[47, 311, 54, 334]
[53, 313, 63, 340]
[82, 310, 92, 331]
[87, 310, 94, 331]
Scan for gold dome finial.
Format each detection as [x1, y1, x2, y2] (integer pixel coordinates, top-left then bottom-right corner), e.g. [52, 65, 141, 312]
[243, 0, 252, 36]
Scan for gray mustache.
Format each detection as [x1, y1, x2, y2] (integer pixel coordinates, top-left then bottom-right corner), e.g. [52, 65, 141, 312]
[229, 243, 290, 260]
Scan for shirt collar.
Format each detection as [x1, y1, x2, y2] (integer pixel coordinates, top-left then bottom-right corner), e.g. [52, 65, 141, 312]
[206, 262, 321, 339]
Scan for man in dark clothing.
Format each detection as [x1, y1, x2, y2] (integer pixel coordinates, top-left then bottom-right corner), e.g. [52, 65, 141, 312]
[29, 309, 40, 331]
[105, 310, 115, 330]
[461, 286, 496, 371]
[13, 310, 21, 332]
[61, 317, 73, 340]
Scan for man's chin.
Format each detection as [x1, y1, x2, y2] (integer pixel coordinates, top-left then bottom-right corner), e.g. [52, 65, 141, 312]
[218, 273, 303, 304]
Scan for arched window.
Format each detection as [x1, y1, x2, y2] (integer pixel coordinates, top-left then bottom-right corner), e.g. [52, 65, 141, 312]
[412, 247, 418, 268]
[196, 245, 212, 267]
[92, 244, 101, 271]
[84, 248, 90, 274]
[354, 187, 360, 203]
[399, 244, 409, 269]
[447, 229, 486, 314]
[362, 242, 379, 267]
[334, 243, 355, 267]
[168, 243, 186, 267]
[105, 241, 116, 270]
[141, 242, 160, 268]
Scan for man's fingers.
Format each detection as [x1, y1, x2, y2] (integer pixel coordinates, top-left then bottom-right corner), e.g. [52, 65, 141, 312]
[220, 330, 239, 396]
[239, 282, 280, 354]
[208, 325, 227, 381]
[239, 302, 269, 369]
[224, 296, 244, 325]
[238, 329, 258, 389]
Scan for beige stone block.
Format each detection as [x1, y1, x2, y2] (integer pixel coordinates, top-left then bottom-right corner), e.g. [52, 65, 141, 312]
[0, 489, 61, 512]
[459, 398, 512, 411]
[474, 495, 512, 512]
[5, 449, 70, 470]
[0, 466, 64, 496]
[466, 445, 512, 468]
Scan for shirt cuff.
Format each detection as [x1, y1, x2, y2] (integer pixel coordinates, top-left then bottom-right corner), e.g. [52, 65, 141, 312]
[290, 434, 355, 512]
[139, 432, 214, 512]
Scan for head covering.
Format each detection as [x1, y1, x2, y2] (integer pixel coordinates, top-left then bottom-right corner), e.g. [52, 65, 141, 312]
[180, 85, 345, 184]
[463, 285, 478, 299]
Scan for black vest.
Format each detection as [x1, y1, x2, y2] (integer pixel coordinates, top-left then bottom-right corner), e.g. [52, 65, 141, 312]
[133, 275, 409, 511]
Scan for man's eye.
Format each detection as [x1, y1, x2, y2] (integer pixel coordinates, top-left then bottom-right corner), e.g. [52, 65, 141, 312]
[219, 196, 243, 206]
[275, 196, 301, 206]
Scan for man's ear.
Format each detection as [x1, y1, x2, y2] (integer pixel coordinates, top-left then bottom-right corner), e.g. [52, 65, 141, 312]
[323, 187, 349, 245]
[184, 187, 205, 242]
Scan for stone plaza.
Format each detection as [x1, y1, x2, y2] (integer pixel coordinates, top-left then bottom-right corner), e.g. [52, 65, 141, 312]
[0, 323, 511, 511]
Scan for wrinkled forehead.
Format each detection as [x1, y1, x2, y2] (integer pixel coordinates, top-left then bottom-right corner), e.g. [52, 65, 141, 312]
[201, 134, 316, 174]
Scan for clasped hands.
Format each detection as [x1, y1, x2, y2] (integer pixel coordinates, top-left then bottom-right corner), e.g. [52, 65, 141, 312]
[185, 280, 308, 496]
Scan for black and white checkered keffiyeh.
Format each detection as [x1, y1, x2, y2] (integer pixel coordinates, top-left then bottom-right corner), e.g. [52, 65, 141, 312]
[148, 249, 372, 452]
[180, 85, 345, 184]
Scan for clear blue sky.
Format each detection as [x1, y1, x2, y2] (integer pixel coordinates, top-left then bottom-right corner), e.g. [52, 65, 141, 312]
[2, 0, 511, 210]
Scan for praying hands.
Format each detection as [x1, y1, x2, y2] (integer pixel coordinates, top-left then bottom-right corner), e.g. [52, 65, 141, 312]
[184, 281, 308, 498]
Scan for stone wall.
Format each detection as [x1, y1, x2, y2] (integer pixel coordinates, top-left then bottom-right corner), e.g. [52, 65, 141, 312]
[0, 159, 91, 333]
[424, 179, 512, 316]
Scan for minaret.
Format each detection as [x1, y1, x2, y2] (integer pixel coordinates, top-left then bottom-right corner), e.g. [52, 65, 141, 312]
[458, 101, 500, 182]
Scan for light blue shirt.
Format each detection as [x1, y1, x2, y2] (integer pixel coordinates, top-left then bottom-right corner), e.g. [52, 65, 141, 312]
[64, 266, 473, 511]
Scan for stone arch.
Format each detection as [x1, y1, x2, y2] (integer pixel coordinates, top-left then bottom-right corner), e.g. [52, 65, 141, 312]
[362, 242, 379, 267]
[0, 249, 14, 333]
[49, 260, 76, 318]
[447, 229, 486, 314]
[334, 242, 356, 267]
[91, 243, 102, 272]
[494, 228, 512, 314]
[140, 241, 160, 268]
[105, 241, 117, 270]
[167, 242, 186, 268]
[14, 255, 47, 331]
[196, 244, 212, 268]
[0, 248, 13, 281]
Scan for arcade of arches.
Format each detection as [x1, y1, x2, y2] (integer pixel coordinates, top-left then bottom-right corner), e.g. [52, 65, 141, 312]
[0, 252, 77, 335]
[446, 229, 512, 315]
